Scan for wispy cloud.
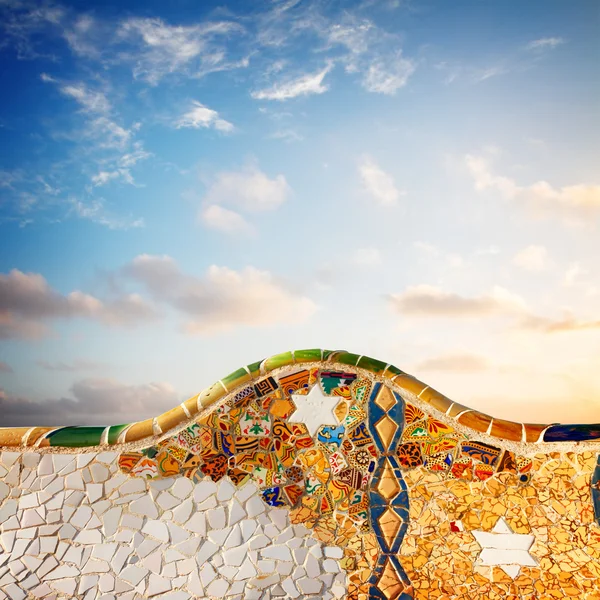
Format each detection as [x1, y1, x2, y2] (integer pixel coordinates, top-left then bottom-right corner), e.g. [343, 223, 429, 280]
[390, 284, 527, 318]
[268, 129, 303, 143]
[526, 37, 565, 51]
[175, 100, 234, 132]
[117, 17, 245, 84]
[68, 198, 145, 230]
[520, 313, 600, 334]
[358, 155, 403, 206]
[465, 153, 600, 223]
[295, 11, 416, 94]
[361, 52, 415, 94]
[91, 169, 134, 187]
[390, 283, 600, 334]
[58, 81, 112, 113]
[251, 64, 334, 100]
[36, 359, 104, 372]
[124, 255, 317, 334]
[41, 74, 133, 150]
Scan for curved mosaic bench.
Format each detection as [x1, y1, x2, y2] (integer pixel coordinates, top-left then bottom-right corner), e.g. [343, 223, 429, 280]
[1, 349, 599, 600]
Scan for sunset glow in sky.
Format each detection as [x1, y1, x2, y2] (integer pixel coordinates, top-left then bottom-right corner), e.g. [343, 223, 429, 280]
[0, 0, 599, 426]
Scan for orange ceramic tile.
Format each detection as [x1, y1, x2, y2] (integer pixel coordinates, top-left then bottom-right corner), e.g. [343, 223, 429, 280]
[392, 374, 429, 397]
[197, 382, 228, 409]
[123, 419, 155, 443]
[378, 508, 404, 549]
[489, 418, 523, 442]
[182, 394, 201, 417]
[374, 415, 399, 451]
[25, 427, 56, 447]
[457, 410, 493, 434]
[374, 385, 396, 412]
[375, 458, 401, 500]
[416, 386, 454, 413]
[377, 556, 405, 600]
[523, 423, 550, 443]
[446, 402, 472, 417]
[156, 406, 188, 435]
[0, 427, 30, 447]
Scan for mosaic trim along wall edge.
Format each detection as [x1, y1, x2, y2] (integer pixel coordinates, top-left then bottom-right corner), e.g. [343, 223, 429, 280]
[0, 349, 599, 600]
[1, 349, 600, 451]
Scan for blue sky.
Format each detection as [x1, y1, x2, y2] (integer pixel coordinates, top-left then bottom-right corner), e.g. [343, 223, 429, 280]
[0, 0, 599, 426]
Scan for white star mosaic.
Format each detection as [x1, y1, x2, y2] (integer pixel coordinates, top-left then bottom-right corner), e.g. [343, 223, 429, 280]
[289, 384, 341, 437]
[472, 517, 537, 579]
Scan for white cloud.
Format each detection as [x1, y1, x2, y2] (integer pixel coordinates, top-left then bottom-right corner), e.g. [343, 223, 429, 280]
[526, 37, 565, 51]
[513, 245, 549, 271]
[474, 66, 507, 82]
[41, 76, 133, 150]
[119, 143, 152, 168]
[269, 129, 303, 143]
[60, 82, 111, 113]
[465, 153, 600, 222]
[390, 284, 527, 318]
[361, 52, 415, 94]
[69, 198, 145, 230]
[125, 255, 317, 334]
[63, 14, 101, 58]
[251, 64, 333, 101]
[358, 155, 402, 206]
[204, 164, 290, 212]
[118, 17, 244, 84]
[353, 247, 382, 266]
[91, 169, 134, 187]
[0, 267, 156, 339]
[89, 116, 132, 149]
[390, 283, 600, 334]
[201, 205, 254, 235]
[175, 101, 233, 132]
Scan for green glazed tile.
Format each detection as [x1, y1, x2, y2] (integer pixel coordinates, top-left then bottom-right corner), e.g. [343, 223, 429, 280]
[263, 351, 294, 372]
[294, 348, 322, 362]
[47, 426, 105, 448]
[322, 349, 338, 360]
[107, 424, 130, 445]
[384, 364, 405, 377]
[246, 360, 263, 378]
[357, 355, 388, 374]
[221, 367, 251, 391]
[333, 352, 361, 367]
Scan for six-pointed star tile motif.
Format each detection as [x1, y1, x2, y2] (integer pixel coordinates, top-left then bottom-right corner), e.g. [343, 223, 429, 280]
[289, 383, 340, 436]
[472, 517, 537, 579]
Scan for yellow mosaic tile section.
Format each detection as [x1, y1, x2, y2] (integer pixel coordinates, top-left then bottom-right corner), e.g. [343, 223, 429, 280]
[399, 452, 600, 599]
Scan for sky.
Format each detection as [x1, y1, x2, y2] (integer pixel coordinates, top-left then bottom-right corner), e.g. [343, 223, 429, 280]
[0, 0, 599, 427]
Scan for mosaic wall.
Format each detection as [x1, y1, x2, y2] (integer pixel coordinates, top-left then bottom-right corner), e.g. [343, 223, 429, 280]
[0, 349, 599, 599]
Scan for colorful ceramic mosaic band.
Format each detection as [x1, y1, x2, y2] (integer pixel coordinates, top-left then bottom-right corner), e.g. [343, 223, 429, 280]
[1, 350, 600, 599]
[1, 349, 599, 450]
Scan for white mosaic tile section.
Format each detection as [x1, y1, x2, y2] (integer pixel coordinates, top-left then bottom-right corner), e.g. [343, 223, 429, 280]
[0, 451, 348, 599]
